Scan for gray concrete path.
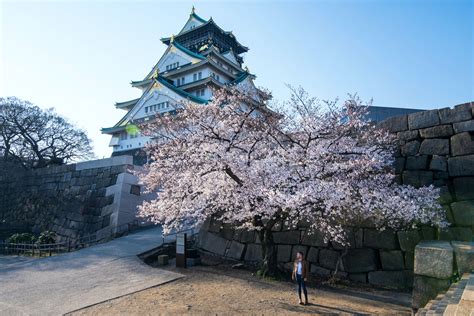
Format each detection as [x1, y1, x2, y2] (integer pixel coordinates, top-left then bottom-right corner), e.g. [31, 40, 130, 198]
[0, 227, 183, 315]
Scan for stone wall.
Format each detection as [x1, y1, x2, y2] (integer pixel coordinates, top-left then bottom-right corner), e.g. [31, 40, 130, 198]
[0, 155, 147, 241]
[378, 101, 474, 240]
[412, 240, 474, 309]
[198, 102, 474, 289]
[199, 218, 430, 289]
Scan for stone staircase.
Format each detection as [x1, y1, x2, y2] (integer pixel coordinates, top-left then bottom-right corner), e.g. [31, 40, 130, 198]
[417, 273, 474, 315]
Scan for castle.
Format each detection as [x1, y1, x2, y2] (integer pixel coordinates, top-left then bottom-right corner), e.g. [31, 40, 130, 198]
[102, 7, 265, 161]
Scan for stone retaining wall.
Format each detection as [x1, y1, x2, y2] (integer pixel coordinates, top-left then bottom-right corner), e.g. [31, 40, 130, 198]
[0, 156, 147, 240]
[198, 102, 474, 289]
[379, 101, 474, 240]
[199, 218, 431, 288]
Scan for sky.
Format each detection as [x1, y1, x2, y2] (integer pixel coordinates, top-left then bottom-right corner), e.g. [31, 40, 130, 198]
[1, 0, 473, 159]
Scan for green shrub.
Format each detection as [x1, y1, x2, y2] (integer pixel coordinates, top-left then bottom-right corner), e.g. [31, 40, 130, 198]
[37, 231, 56, 244]
[7, 233, 37, 244]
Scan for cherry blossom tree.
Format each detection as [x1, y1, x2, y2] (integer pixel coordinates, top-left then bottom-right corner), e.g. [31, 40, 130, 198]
[137, 87, 446, 276]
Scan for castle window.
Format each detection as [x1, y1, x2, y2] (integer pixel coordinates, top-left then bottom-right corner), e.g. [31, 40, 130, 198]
[167, 62, 179, 71]
[198, 72, 202, 80]
[177, 78, 181, 86]
[193, 73, 197, 81]
[196, 89, 205, 97]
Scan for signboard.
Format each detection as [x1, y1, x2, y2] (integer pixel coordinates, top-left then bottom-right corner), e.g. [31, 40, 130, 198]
[176, 233, 187, 268]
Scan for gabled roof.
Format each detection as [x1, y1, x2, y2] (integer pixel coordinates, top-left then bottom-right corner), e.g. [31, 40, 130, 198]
[102, 76, 208, 134]
[173, 41, 206, 60]
[229, 71, 256, 85]
[161, 18, 249, 54]
[155, 76, 207, 104]
[190, 10, 207, 24]
[115, 98, 140, 110]
[201, 46, 243, 72]
[131, 78, 153, 88]
[143, 41, 205, 81]
[178, 7, 208, 35]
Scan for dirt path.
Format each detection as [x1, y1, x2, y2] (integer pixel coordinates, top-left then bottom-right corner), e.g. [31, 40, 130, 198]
[71, 260, 412, 315]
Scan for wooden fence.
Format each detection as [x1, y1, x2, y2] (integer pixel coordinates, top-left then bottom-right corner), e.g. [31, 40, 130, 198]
[0, 220, 141, 257]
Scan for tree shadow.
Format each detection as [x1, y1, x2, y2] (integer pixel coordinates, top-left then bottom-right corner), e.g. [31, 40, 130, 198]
[278, 301, 371, 315]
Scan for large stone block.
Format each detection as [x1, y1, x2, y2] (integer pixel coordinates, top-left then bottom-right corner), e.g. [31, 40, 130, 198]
[397, 230, 422, 252]
[199, 231, 228, 256]
[343, 249, 378, 273]
[450, 200, 474, 226]
[220, 224, 234, 240]
[240, 230, 256, 243]
[429, 155, 447, 171]
[406, 155, 429, 170]
[412, 275, 451, 309]
[439, 186, 453, 204]
[368, 270, 413, 289]
[378, 115, 408, 133]
[319, 249, 340, 270]
[439, 227, 472, 242]
[420, 125, 453, 138]
[394, 157, 405, 174]
[438, 106, 472, 124]
[227, 241, 245, 260]
[310, 264, 331, 276]
[453, 120, 474, 133]
[398, 130, 419, 141]
[451, 241, 474, 275]
[273, 230, 300, 244]
[414, 240, 453, 279]
[454, 102, 474, 112]
[331, 227, 362, 249]
[419, 138, 450, 155]
[380, 250, 405, 270]
[306, 247, 319, 263]
[448, 155, 474, 176]
[348, 273, 367, 283]
[364, 229, 399, 250]
[402, 170, 433, 187]
[405, 252, 414, 270]
[451, 132, 474, 156]
[208, 219, 222, 233]
[408, 110, 440, 130]
[244, 243, 262, 261]
[421, 226, 436, 240]
[401, 140, 421, 156]
[301, 229, 328, 247]
[277, 245, 292, 263]
[453, 177, 474, 201]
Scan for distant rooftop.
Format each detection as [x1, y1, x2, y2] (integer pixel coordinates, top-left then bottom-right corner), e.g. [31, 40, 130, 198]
[363, 106, 424, 123]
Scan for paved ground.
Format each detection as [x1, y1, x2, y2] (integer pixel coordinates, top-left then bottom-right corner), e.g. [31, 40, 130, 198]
[0, 227, 183, 316]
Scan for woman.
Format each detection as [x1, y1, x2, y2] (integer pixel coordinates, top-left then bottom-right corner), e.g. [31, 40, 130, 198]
[292, 251, 309, 305]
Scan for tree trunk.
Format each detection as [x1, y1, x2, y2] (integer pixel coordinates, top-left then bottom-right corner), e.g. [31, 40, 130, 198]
[258, 228, 278, 277]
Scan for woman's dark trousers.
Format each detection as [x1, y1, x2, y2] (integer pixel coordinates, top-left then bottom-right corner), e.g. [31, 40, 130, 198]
[296, 274, 308, 301]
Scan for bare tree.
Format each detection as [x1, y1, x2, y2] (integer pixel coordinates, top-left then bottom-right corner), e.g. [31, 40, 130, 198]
[0, 97, 94, 168]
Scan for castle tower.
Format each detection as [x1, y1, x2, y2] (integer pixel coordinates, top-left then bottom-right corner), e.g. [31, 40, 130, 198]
[101, 8, 266, 161]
